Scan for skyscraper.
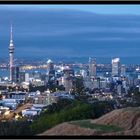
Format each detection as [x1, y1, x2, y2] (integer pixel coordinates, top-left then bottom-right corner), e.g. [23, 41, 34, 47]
[25, 73, 30, 82]
[47, 59, 55, 80]
[11, 66, 19, 83]
[112, 58, 120, 77]
[89, 57, 96, 77]
[19, 71, 26, 83]
[62, 66, 74, 92]
[121, 64, 126, 76]
[9, 25, 14, 81]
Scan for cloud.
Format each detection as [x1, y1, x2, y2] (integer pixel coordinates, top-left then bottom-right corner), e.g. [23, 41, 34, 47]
[1, 8, 140, 60]
[85, 37, 140, 42]
[16, 26, 140, 39]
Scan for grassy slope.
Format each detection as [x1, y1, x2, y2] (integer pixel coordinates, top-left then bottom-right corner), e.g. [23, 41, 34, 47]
[69, 120, 123, 133]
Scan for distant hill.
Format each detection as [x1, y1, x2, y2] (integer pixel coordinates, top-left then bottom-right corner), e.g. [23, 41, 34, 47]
[39, 107, 140, 136]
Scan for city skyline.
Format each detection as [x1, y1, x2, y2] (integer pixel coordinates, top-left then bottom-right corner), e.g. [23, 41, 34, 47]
[0, 4, 140, 136]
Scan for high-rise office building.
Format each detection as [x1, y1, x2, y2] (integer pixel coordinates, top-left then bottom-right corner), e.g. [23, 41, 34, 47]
[112, 58, 120, 77]
[25, 73, 30, 82]
[11, 66, 19, 83]
[89, 57, 96, 77]
[80, 69, 87, 78]
[62, 66, 74, 92]
[121, 64, 126, 76]
[9, 25, 14, 81]
[47, 59, 55, 80]
[19, 71, 25, 83]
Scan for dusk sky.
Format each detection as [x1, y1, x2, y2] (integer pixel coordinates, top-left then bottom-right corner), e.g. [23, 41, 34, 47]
[2, 5, 140, 15]
[1, 5, 140, 63]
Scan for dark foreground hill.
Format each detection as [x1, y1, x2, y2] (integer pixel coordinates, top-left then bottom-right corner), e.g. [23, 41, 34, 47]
[39, 107, 140, 136]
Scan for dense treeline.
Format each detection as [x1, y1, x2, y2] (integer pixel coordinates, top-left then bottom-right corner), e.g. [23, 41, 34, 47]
[0, 99, 114, 136]
[0, 121, 32, 136]
[30, 101, 93, 134]
[30, 99, 114, 135]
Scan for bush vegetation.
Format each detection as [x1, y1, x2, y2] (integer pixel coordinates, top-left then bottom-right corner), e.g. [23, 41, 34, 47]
[0, 99, 114, 136]
[30, 99, 114, 135]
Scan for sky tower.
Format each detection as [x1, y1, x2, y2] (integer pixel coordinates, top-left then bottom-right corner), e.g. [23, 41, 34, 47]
[9, 25, 14, 81]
